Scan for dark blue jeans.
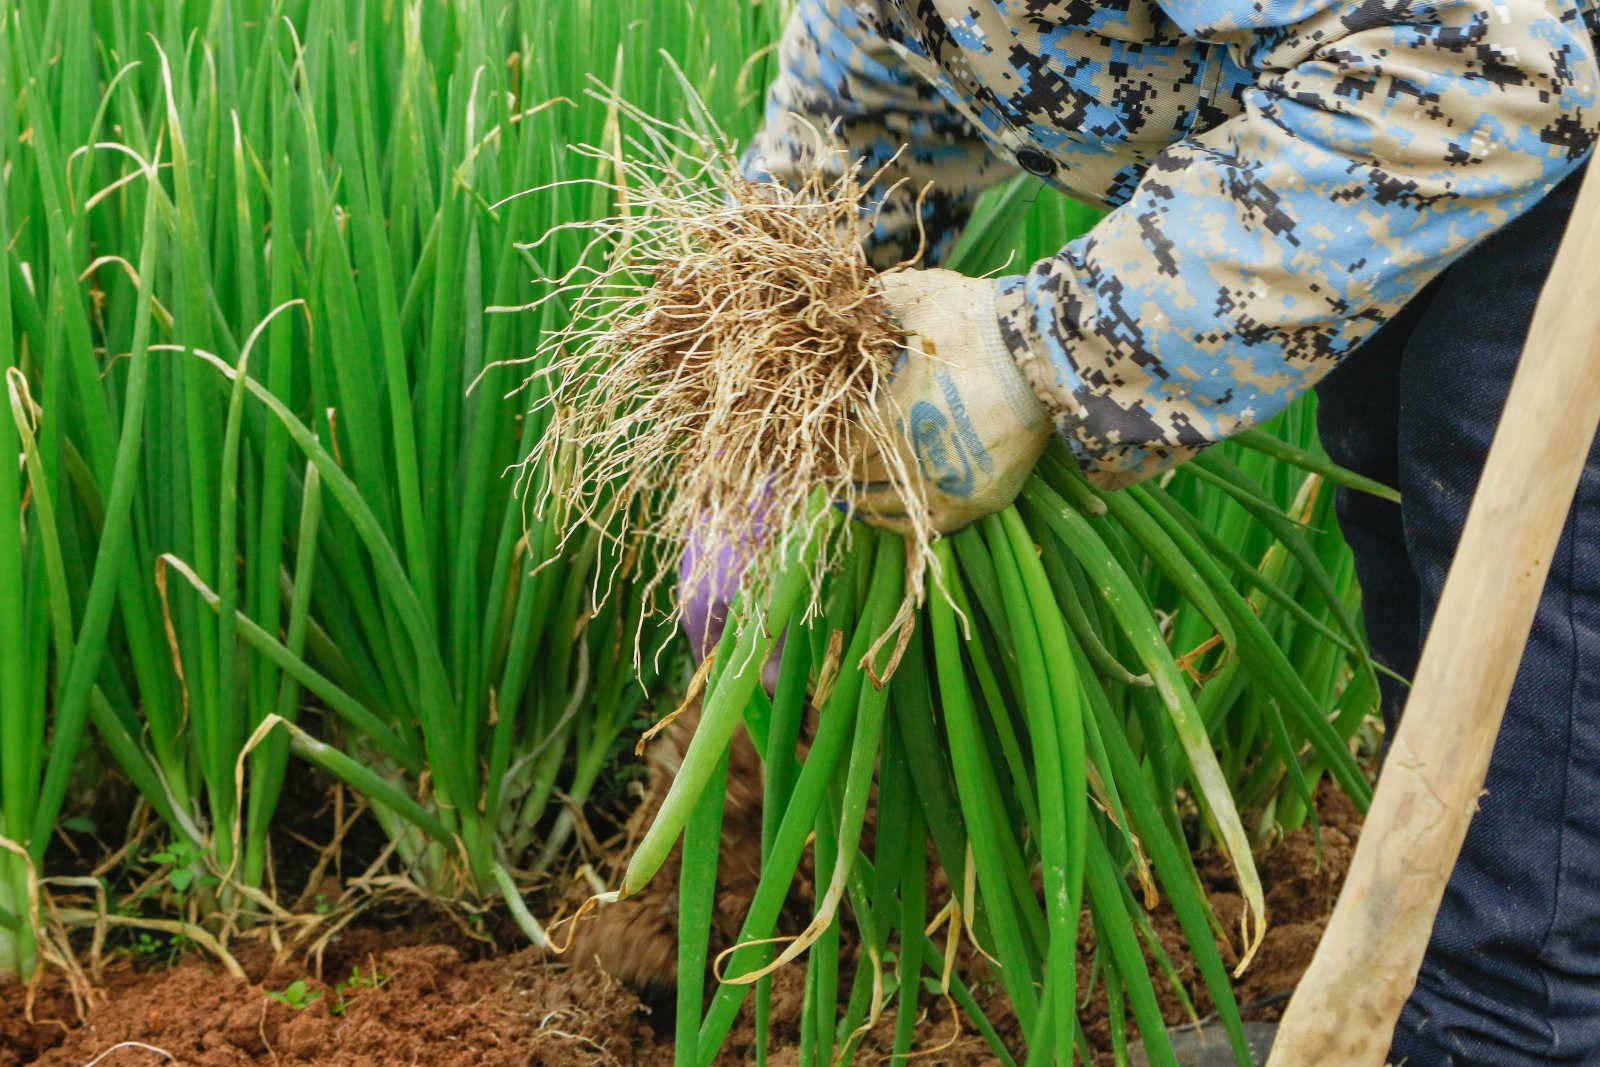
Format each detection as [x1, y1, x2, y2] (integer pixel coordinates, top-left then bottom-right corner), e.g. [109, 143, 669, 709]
[1315, 165, 1600, 1065]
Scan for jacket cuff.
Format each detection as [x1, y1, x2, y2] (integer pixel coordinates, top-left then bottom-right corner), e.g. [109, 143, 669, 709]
[990, 277, 1077, 437]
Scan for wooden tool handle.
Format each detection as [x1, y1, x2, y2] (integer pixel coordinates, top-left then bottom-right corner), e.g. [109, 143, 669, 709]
[1267, 161, 1600, 1065]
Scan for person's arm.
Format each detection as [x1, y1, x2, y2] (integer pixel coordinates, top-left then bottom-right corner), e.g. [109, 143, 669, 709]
[743, 0, 1017, 267]
[994, 0, 1600, 487]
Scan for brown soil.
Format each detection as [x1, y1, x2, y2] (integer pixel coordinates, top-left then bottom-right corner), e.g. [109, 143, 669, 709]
[1207, 785, 1363, 1018]
[4, 934, 660, 1067]
[1076, 783, 1363, 1059]
[2, 706, 1361, 1067]
[3, 935, 1022, 1066]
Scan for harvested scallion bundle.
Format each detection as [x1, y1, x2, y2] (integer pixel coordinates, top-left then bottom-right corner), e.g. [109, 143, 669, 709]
[526, 95, 1378, 1066]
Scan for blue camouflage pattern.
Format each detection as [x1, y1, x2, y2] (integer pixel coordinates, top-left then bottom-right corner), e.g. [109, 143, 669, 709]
[744, 0, 1600, 485]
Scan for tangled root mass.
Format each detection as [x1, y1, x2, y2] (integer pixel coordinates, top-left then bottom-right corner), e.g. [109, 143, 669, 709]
[511, 97, 934, 644]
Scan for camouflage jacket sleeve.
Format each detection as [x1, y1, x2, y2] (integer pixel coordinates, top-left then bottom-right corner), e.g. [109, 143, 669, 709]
[997, 0, 1600, 486]
[741, 0, 1017, 267]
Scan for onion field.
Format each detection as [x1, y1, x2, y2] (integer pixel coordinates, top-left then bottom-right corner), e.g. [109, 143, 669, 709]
[0, 1, 1384, 1064]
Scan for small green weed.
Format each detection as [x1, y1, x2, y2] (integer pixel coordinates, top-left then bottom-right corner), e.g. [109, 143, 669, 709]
[330, 964, 389, 1016]
[146, 841, 218, 897]
[266, 979, 323, 1011]
[114, 929, 191, 970]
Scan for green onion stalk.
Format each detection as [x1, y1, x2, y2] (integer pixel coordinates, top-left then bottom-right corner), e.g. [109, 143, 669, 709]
[0, 0, 789, 971]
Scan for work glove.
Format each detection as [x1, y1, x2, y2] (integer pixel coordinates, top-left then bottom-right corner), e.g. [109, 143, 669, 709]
[853, 268, 1054, 533]
[678, 269, 1055, 673]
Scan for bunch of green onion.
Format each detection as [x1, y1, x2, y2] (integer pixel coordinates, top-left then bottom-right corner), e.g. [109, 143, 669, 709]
[614, 438, 1382, 1066]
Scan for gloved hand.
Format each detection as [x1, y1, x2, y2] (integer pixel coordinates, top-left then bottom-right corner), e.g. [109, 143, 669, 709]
[679, 269, 1054, 669]
[853, 268, 1055, 533]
